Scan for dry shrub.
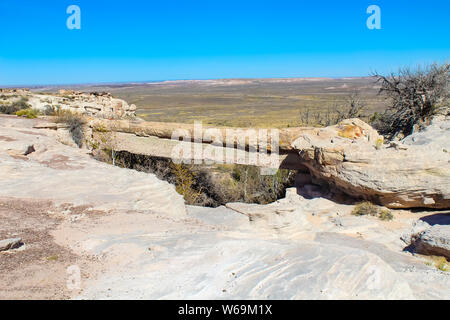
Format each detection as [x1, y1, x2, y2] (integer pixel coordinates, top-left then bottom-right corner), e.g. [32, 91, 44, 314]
[230, 165, 295, 204]
[0, 104, 22, 115]
[301, 92, 366, 127]
[0, 97, 31, 115]
[110, 151, 296, 207]
[334, 92, 366, 123]
[372, 63, 450, 139]
[351, 201, 393, 221]
[170, 163, 203, 205]
[54, 110, 86, 148]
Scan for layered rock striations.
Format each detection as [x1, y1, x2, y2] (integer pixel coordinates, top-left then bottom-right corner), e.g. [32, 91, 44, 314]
[291, 118, 450, 209]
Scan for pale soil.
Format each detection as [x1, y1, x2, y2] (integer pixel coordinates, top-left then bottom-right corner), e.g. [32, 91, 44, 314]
[0, 197, 104, 300]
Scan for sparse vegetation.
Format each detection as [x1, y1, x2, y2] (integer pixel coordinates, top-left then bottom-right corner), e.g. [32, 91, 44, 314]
[12, 97, 31, 110]
[0, 104, 22, 115]
[171, 163, 203, 204]
[73, 78, 386, 128]
[378, 208, 394, 221]
[41, 105, 56, 116]
[0, 97, 32, 115]
[299, 92, 367, 127]
[229, 164, 295, 204]
[104, 151, 296, 206]
[15, 108, 39, 119]
[425, 256, 449, 272]
[46, 255, 58, 261]
[91, 124, 119, 164]
[351, 201, 393, 221]
[438, 261, 449, 272]
[92, 125, 110, 133]
[372, 63, 450, 139]
[54, 110, 86, 148]
[334, 92, 366, 123]
[374, 137, 384, 150]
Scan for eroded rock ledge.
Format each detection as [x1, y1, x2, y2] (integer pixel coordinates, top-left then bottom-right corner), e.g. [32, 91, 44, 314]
[1, 89, 136, 119]
[291, 117, 450, 209]
[84, 116, 450, 209]
[5, 89, 449, 209]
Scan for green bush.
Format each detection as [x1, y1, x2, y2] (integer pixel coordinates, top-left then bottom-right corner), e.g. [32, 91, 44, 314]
[15, 108, 38, 119]
[374, 137, 384, 150]
[437, 259, 449, 272]
[425, 256, 449, 272]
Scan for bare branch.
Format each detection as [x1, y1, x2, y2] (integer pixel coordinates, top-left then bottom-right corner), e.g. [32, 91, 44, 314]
[372, 62, 449, 139]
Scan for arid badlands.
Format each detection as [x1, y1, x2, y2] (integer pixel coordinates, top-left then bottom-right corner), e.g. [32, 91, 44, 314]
[0, 88, 449, 300]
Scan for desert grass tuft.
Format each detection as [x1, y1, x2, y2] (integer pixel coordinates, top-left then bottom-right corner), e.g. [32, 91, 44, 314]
[351, 201, 393, 221]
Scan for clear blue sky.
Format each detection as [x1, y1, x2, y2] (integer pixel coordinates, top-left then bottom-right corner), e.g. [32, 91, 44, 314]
[0, 0, 449, 85]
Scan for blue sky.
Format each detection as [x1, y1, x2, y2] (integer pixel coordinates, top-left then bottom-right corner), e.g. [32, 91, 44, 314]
[0, 0, 449, 85]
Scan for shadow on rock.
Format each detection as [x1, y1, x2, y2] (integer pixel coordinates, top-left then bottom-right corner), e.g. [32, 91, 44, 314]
[419, 212, 450, 226]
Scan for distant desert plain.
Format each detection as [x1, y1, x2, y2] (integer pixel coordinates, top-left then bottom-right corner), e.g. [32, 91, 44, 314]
[30, 77, 387, 128]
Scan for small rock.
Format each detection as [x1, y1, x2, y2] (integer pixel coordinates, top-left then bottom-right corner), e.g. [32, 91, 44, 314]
[330, 217, 344, 227]
[0, 237, 23, 251]
[70, 214, 85, 222]
[24, 145, 35, 156]
[412, 225, 450, 259]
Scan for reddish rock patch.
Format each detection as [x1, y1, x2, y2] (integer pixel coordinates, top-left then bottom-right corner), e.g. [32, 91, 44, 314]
[39, 155, 84, 170]
[0, 136, 16, 142]
[18, 130, 48, 137]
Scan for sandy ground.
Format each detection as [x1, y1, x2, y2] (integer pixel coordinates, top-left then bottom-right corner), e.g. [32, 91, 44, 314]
[0, 197, 108, 299]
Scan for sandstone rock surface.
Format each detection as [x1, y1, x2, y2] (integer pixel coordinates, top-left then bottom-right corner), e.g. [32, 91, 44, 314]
[0, 89, 136, 119]
[413, 225, 450, 259]
[401, 211, 450, 259]
[0, 115, 186, 218]
[1, 115, 449, 300]
[77, 235, 417, 299]
[73, 199, 449, 300]
[292, 117, 450, 209]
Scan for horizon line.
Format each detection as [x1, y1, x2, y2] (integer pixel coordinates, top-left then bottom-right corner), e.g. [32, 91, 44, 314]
[0, 75, 375, 89]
